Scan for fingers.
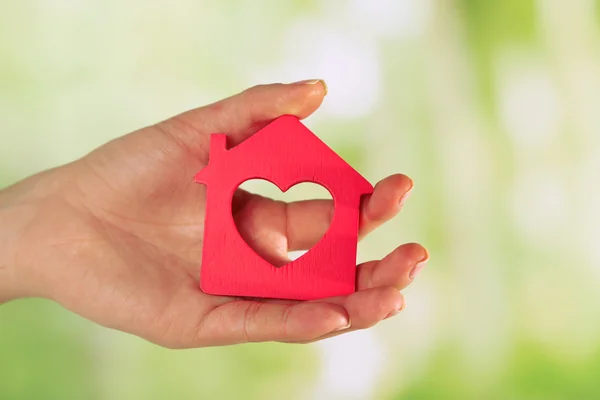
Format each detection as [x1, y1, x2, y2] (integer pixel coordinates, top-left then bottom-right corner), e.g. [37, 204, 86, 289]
[334, 286, 404, 330]
[232, 192, 290, 266]
[188, 242, 428, 347]
[288, 244, 428, 344]
[232, 174, 414, 260]
[356, 243, 429, 291]
[196, 299, 349, 346]
[289, 287, 405, 344]
[158, 80, 327, 160]
[285, 174, 413, 251]
[284, 199, 332, 251]
[358, 174, 413, 240]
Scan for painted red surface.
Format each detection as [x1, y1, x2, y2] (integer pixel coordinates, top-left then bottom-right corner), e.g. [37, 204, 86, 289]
[195, 115, 373, 300]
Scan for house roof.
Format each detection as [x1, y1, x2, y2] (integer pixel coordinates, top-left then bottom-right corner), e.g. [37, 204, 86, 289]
[195, 115, 373, 196]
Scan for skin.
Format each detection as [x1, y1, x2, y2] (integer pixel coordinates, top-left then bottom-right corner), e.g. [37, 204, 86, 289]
[0, 80, 428, 348]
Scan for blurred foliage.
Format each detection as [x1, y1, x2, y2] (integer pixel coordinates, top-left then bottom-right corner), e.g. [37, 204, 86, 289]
[392, 342, 600, 399]
[458, 0, 538, 110]
[0, 300, 97, 399]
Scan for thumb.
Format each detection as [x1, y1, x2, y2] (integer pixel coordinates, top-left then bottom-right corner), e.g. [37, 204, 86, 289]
[157, 80, 327, 159]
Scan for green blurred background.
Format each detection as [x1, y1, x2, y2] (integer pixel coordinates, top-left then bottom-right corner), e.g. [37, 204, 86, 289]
[2, 0, 600, 399]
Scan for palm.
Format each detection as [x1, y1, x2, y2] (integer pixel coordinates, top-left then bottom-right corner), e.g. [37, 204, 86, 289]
[49, 82, 428, 348]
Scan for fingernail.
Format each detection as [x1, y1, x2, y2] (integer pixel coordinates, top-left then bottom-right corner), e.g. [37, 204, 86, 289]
[384, 302, 406, 319]
[293, 79, 328, 95]
[398, 180, 414, 207]
[409, 250, 429, 280]
[334, 319, 351, 332]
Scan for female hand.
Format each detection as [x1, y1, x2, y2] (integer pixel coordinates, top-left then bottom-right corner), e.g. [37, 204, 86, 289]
[0, 80, 428, 348]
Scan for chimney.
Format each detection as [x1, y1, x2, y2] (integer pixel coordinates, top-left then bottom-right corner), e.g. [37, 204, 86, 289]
[209, 133, 228, 162]
[195, 134, 228, 184]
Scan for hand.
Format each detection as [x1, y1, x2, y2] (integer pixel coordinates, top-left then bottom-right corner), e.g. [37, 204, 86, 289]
[0, 81, 428, 348]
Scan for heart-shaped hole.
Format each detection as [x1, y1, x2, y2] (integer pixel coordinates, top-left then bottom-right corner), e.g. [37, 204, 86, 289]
[232, 179, 334, 268]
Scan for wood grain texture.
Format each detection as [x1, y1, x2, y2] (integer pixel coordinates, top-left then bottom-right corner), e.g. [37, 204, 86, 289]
[195, 115, 373, 300]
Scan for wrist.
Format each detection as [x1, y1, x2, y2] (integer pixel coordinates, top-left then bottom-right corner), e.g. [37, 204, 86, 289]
[0, 203, 19, 303]
[0, 185, 29, 302]
[0, 168, 72, 303]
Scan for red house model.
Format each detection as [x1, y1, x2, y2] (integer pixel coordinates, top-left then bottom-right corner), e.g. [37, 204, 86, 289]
[195, 115, 374, 300]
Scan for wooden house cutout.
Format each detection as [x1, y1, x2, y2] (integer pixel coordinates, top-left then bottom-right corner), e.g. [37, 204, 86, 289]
[195, 115, 373, 300]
